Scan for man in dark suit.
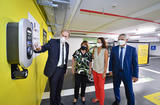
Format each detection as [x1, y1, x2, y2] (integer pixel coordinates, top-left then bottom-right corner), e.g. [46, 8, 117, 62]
[34, 30, 70, 105]
[109, 34, 139, 105]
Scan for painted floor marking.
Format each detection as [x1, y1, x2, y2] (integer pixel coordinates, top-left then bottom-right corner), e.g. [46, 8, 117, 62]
[67, 66, 72, 69]
[42, 77, 154, 99]
[150, 57, 160, 59]
[144, 92, 160, 105]
[140, 67, 160, 74]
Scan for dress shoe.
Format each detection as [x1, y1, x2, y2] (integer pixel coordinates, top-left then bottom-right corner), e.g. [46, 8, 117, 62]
[112, 101, 120, 105]
[60, 103, 64, 105]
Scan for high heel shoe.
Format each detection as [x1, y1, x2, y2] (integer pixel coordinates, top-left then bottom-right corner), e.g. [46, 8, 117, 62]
[81, 97, 85, 104]
[72, 99, 77, 105]
[92, 98, 99, 103]
[73, 101, 77, 105]
[82, 100, 85, 104]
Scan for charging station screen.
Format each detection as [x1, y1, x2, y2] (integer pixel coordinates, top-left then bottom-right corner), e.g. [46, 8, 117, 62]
[26, 27, 33, 59]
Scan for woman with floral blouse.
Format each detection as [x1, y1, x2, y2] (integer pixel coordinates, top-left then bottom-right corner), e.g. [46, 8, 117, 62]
[72, 41, 92, 105]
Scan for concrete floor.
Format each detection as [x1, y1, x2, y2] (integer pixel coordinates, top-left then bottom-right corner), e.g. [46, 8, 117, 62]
[41, 57, 160, 105]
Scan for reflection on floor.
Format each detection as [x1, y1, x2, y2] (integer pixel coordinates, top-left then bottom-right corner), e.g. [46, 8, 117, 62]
[41, 57, 160, 105]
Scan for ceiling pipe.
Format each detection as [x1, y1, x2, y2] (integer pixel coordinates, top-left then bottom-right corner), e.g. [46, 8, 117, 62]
[37, 0, 58, 7]
[80, 9, 160, 24]
[52, 0, 70, 4]
[70, 30, 119, 35]
[70, 30, 153, 37]
[65, 0, 83, 29]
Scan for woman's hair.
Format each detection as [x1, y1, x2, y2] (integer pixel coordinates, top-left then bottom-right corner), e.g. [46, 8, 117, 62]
[81, 40, 89, 52]
[97, 37, 107, 48]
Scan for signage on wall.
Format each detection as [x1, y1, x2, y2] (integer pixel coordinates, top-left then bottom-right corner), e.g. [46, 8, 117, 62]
[150, 46, 156, 50]
[28, 12, 40, 57]
[127, 42, 149, 65]
[138, 44, 149, 65]
[43, 29, 47, 45]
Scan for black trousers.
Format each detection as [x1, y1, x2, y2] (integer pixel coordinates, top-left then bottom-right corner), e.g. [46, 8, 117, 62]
[74, 73, 88, 99]
[49, 67, 65, 105]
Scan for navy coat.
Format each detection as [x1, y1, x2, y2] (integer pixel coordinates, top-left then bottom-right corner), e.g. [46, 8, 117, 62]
[109, 45, 139, 80]
[35, 39, 69, 77]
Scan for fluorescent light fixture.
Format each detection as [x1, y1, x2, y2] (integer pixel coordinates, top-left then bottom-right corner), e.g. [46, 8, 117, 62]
[157, 33, 160, 36]
[129, 36, 141, 39]
[135, 27, 156, 34]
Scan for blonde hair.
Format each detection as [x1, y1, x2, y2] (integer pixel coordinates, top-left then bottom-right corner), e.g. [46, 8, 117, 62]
[61, 30, 70, 36]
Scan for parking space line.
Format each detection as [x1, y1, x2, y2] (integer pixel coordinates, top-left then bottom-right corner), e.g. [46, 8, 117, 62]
[140, 67, 160, 74]
[67, 66, 72, 69]
[42, 77, 154, 99]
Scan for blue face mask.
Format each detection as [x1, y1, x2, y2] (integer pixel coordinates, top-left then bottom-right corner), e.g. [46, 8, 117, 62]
[81, 46, 87, 50]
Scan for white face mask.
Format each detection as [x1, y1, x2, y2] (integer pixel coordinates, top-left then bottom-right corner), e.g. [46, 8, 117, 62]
[97, 43, 102, 47]
[118, 40, 126, 46]
[60, 37, 66, 43]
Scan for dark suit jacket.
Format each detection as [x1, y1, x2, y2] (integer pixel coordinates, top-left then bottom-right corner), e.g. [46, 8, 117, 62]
[109, 45, 139, 80]
[34, 39, 69, 77]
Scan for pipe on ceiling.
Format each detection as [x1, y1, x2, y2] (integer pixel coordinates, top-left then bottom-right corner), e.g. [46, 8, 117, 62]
[70, 30, 119, 35]
[37, 0, 58, 7]
[65, 0, 83, 29]
[80, 9, 160, 24]
[52, 0, 70, 4]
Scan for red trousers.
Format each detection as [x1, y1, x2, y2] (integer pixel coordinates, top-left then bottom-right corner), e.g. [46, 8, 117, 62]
[92, 70, 105, 105]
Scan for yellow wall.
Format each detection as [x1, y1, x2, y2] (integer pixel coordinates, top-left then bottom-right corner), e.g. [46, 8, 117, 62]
[0, 0, 52, 105]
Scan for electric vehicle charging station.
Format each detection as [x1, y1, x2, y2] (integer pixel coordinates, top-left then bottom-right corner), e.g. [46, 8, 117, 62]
[7, 19, 33, 79]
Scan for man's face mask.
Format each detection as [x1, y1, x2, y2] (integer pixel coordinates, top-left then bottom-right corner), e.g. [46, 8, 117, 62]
[60, 37, 66, 43]
[118, 40, 126, 46]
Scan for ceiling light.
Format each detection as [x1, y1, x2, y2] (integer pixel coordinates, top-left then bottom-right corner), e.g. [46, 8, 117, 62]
[129, 36, 141, 39]
[112, 3, 117, 8]
[135, 27, 156, 34]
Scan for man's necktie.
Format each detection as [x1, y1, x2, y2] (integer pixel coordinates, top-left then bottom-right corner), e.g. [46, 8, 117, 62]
[61, 43, 64, 66]
[120, 47, 123, 70]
